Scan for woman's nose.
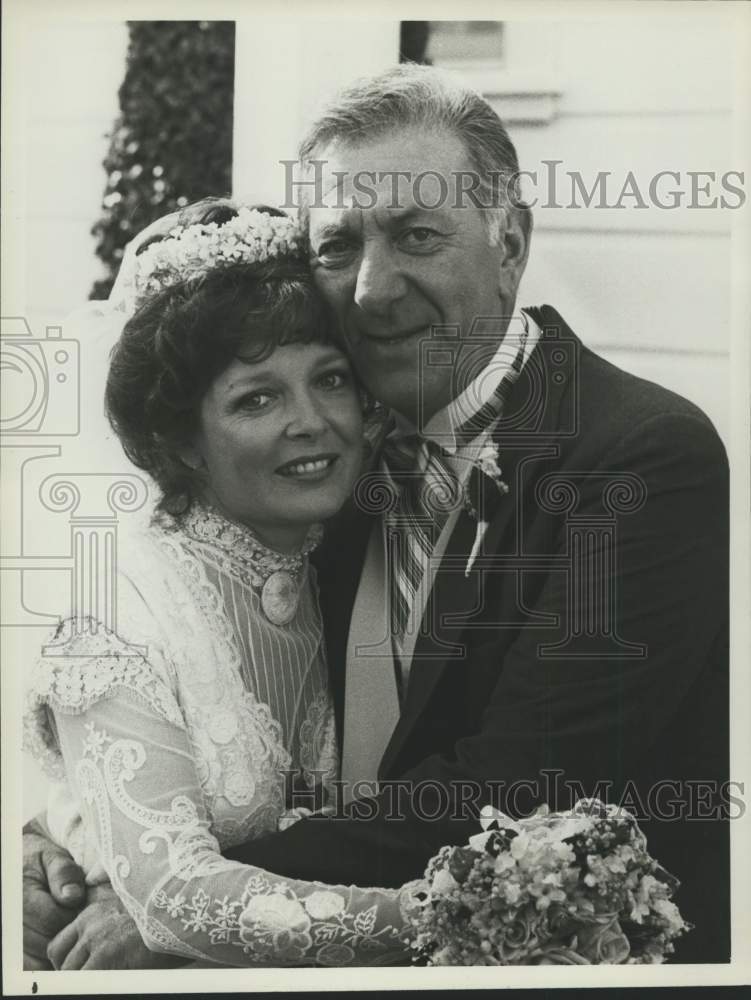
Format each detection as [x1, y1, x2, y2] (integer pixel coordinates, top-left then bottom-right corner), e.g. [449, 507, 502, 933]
[285, 392, 328, 437]
[353, 243, 407, 317]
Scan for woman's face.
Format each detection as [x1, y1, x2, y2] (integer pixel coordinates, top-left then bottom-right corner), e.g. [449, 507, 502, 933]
[188, 340, 364, 551]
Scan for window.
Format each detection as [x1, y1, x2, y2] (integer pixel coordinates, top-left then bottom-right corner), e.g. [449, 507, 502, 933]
[399, 20, 561, 126]
[400, 21, 505, 67]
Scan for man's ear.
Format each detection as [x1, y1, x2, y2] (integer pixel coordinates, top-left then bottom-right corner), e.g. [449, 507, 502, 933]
[498, 205, 533, 310]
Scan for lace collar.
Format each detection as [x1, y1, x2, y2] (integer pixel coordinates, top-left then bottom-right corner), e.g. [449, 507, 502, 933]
[153, 502, 323, 588]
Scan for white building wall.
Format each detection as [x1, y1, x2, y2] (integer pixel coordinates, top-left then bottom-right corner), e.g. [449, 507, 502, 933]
[13, 19, 128, 332]
[232, 20, 401, 205]
[499, 19, 734, 446]
[7, 18, 130, 820]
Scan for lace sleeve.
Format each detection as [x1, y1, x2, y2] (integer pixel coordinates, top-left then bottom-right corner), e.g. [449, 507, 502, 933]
[51, 691, 416, 967]
[23, 615, 185, 782]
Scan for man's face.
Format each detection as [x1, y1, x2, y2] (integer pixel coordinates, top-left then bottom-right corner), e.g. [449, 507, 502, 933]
[308, 127, 526, 423]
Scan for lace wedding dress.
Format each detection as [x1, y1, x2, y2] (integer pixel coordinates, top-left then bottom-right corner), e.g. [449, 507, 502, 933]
[25, 503, 416, 966]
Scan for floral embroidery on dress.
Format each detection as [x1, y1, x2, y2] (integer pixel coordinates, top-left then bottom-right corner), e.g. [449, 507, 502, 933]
[67, 719, 411, 966]
[82, 721, 112, 763]
[25, 503, 336, 848]
[152, 525, 293, 845]
[22, 505, 410, 967]
[152, 873, 411, 966]
[23, 616, 185, 780]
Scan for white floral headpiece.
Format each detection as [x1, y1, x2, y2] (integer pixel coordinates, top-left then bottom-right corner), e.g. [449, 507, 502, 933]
[129, 207, 304, 313]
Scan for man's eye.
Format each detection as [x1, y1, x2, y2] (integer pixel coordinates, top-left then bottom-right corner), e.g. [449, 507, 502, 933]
[315, 239, 357, 264]
[399, 227, 442, 250]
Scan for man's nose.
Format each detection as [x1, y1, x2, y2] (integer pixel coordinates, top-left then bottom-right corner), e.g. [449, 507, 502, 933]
[353, 242, 407, 317]
[285, 391, 328, 437]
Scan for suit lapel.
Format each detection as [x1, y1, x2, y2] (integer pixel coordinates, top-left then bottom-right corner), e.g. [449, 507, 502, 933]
[316, 499, 375, 743]
[379, 307, 581, 776]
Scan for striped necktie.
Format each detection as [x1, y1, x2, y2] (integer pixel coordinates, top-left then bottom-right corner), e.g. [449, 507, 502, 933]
[384, 434, 462, 660]
[383, 326, 528, 656]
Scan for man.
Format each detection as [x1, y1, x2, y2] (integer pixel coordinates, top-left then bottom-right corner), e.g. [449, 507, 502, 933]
[24, 65, 729, 967]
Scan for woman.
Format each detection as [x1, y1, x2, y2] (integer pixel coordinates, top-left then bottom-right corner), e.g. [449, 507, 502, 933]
[24, 202, 417, 967]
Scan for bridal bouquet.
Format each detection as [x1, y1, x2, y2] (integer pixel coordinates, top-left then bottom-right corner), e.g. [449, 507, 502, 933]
[408, 798, 690, 966]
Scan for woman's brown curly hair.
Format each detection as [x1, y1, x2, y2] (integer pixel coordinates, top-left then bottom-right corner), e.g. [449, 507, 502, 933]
[105, 202, 345, 514]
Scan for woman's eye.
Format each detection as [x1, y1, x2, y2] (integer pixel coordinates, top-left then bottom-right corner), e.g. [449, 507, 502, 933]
[317, 368, 350, 390]
[237, 391, 275, 412]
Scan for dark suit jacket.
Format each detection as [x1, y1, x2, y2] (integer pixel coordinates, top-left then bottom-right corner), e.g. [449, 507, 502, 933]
[227, 306, 730, 963]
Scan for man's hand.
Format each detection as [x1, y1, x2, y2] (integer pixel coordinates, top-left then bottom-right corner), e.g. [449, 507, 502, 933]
[23, 819, 86, 970]
[47, 885, 188, 970]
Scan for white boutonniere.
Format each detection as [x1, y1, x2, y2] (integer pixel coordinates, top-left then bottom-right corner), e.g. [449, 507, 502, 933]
[464, 441, 510, 577]
[476, 440, 505, 483]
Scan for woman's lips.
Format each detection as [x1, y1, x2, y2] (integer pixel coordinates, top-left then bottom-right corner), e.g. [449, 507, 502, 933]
[275, 454, 339, 481]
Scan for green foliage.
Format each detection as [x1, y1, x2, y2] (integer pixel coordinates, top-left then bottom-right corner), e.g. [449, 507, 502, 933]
[90, 21, 235, 299]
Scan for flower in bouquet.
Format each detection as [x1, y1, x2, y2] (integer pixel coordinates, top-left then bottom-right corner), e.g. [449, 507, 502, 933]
[408, 798, 691, 966]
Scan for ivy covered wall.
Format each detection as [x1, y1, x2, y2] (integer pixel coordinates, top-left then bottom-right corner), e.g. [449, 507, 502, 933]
[90, 21, 235, 299]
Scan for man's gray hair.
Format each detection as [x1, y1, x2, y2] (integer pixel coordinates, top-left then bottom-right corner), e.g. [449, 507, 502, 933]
[298, 63, 523, 244]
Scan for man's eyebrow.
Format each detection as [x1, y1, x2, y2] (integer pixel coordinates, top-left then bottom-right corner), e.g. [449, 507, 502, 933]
[310, 221, 353, 241]
[378, 205, 445, 225]
[312, 205, 448, 240]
